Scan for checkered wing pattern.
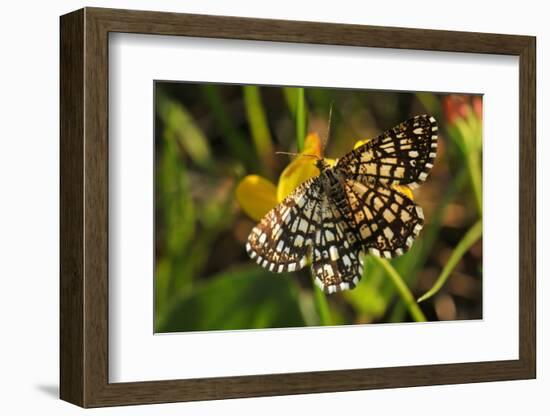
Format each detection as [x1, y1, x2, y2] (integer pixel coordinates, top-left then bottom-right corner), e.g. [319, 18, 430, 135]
[337, 115, 438, 188]
[343, 178, 424, 259]
[246, 178, 322, 273]
[245, 114, 437, 294]
[310, 197, 364, 294]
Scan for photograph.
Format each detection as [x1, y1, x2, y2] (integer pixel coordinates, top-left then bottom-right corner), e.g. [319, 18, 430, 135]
[153, 82, 483, 333]
[50, 4, 538, 410]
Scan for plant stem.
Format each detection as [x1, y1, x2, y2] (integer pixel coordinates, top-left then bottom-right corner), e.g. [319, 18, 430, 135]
[371, 256, 427, 322]
[468, 154, 483, 216]
[417, 219, 482, 303]
[387, 171, 467, 322]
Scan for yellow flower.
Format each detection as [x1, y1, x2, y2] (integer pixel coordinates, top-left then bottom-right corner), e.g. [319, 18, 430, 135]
[235, 174, 278, 222]
[236, 133, 413, 221]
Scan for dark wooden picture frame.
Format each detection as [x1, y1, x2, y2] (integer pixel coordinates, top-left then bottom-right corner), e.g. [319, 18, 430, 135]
[60, 7, 536, 408]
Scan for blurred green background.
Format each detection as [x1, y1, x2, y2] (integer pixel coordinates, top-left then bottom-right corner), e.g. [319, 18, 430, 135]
[154, 82, 483, 333]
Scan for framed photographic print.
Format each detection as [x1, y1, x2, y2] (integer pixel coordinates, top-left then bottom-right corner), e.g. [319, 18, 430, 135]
[60, 7, 536, 408]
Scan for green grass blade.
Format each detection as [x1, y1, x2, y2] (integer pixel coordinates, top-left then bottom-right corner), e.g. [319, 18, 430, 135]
[371, 256, 427, 322]
[468, 153, 483, 216]
[295, 88, 306, 151]
[417, 219, 482, 303]
[156, 92, 212, 170]
[448, 117, 483, 217]
[201, 84, 257, 171]
[386, 170, 468, 322]
[312, 281, 333, 325]
[282, 87, 297, 114]
[243, 86, 275, 178]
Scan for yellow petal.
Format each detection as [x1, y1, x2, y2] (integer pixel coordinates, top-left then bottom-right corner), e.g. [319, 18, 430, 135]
[235, 175, 278, 221]
[277, 133, 323, 202]
[300, 131, 323, 158]
[392, 184, 414, 200]
[354, 138, 371, 149]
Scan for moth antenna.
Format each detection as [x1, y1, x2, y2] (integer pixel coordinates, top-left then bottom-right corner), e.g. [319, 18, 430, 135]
[275, 151, 300, 157]
[323, 101, 335, 151]
[275, 151, 319, 160]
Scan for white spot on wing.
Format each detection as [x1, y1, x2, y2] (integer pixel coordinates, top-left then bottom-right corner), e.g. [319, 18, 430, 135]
[323, 264, 334, 277]
[343, 255, 351, 268]
[247, 243, 257, 259]
[314, 277, 325, 290]
[369, 247, 381, 257]
[258, 233, 266, 245]
[298, 219, 308, 233]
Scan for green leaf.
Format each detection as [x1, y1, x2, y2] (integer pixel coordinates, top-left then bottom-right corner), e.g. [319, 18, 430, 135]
[159, 135, 195, 257]
[156, 93, 213, 169]
[156, 267, 305, 332]
[312, 282, 333, 325]
[446, 115, 483, 216]
[155, 258, 172, 318]
[156, 133, 196, 296]
[343, 258, 387, 319]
